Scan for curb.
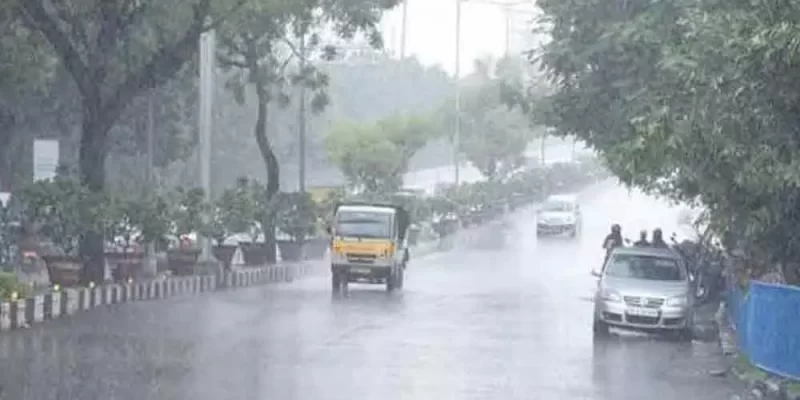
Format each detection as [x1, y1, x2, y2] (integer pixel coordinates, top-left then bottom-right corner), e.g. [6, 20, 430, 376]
[715, 302, 800, 400]
[0, 262, 316, 333]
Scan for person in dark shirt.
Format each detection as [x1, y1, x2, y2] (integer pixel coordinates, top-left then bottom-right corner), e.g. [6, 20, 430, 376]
[602, 224, 623, 265]
[651, 228, 669, 248]
[633, 230, 650, 247]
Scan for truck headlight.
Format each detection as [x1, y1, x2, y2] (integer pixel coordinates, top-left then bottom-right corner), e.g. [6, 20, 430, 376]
[331, 251, 346, 263]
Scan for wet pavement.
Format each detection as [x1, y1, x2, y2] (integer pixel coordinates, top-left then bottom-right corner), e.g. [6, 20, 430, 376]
[0, 182, 746, 400]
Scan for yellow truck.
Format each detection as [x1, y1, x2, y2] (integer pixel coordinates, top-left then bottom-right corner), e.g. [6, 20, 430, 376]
[328, 202, 411, 293]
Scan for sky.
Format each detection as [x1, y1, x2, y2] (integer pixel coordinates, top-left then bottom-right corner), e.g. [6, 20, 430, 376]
[378, 0, 543, 76]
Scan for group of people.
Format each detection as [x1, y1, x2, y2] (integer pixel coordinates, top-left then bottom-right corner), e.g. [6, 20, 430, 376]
[602, 224, 670, 263]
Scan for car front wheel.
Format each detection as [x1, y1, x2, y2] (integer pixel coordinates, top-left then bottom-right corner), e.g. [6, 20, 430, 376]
[593, 318, 610, 337]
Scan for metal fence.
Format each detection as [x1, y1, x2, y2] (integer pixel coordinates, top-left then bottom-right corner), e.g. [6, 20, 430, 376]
[727, 281, 800, 380]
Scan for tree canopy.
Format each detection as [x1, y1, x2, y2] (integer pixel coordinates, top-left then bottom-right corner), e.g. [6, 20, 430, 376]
[325, 113, 440, 193]
[534, 0, 800, 283]
[457, 56, 538, 181]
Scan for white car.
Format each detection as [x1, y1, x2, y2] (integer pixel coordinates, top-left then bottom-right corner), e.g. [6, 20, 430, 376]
[536, 194, 581, 238]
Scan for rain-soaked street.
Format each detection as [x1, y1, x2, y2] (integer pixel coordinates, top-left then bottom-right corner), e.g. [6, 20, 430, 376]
[0, 181, 746, 400]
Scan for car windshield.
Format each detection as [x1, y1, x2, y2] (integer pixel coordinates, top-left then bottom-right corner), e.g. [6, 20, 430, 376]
[605, 254, 685, 281]
[542, 201, 573, 212]
[334, 211, 392, 238]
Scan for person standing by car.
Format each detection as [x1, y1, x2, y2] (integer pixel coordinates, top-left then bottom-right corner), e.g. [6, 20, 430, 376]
[633, 230, 650, 247]
[651, 228, 669, 248]
[602, 224, 623, 265]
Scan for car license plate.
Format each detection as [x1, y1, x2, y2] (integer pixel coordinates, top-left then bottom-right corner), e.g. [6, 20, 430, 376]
[627, 307, 659, 317]
[351, 268, 371, 274]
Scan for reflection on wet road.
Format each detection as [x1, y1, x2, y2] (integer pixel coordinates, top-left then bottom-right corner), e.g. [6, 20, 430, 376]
[0, 182, 742, 400]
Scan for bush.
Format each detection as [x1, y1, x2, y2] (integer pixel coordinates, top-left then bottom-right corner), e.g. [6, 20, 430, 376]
[0, 272, 30, 301]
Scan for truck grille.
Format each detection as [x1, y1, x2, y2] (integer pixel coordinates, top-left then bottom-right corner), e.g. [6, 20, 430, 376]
[346, 253, 377, 263]
[623, 296, 665, 308]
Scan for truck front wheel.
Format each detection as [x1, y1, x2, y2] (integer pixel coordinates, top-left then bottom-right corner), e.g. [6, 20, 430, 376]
[332, 271, 347, 293]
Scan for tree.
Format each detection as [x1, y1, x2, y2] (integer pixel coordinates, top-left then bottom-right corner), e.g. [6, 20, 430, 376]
[325, 120, 403, 193]
[16, 0, 243, 283]
[534, 0, 800, 283]
[216, 0, 397, 263]
[458, 56, 536, 180]
[325, 114, 439, 193]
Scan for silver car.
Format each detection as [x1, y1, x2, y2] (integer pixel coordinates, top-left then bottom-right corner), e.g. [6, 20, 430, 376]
[536, 194, 581, 238]
[592, 246, 694, 338]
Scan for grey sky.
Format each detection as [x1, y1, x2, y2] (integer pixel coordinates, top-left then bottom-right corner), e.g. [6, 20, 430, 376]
[379, 0, 540, 75]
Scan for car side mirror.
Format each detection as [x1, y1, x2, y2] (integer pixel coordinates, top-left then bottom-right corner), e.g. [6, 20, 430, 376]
[591, 270, 601, 277]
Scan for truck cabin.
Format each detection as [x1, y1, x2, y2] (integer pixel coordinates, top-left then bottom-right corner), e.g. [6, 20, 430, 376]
[331, 204, 410, 242]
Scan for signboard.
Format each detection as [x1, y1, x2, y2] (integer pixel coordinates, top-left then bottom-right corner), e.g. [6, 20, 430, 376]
[33, 139, 59, 181]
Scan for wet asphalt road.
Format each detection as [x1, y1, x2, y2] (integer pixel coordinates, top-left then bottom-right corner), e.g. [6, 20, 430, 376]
[0, 182, 745, 400]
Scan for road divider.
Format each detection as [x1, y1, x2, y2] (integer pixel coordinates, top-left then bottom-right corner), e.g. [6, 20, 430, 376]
[0, 262, 314, 332]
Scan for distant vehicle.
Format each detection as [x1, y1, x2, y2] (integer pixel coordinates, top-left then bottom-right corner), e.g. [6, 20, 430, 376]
[328, 202, 410, 293]
[592, 246, 694, 339]
[536, 194, 581, 238]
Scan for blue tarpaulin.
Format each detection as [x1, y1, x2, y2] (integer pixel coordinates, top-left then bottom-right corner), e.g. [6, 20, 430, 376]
[729, 281, 800, 380]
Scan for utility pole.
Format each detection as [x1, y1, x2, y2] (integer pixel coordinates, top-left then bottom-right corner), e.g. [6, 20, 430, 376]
[454, 0, 462, 186]
[400, 0, 408, 59]
[297, 34, 307, 193]
[198, 27, 215, 262]
[144, 91, 156, 277]
[504, 5, 511, 54]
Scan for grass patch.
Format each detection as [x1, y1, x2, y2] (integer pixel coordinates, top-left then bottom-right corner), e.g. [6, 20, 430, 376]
[787, 381, 800, 397]
[734, 354, 800, 396]
[733, 354, 769, 381]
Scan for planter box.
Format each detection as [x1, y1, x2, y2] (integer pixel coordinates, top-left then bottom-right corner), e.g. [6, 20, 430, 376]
[239, 242, 270, 266]
[277, 240, 303, 262]
[166, 249, 201, 276]
[212, 245, 238, 269]
[105, 252, 144, 282]
[41, 255, 82, 286]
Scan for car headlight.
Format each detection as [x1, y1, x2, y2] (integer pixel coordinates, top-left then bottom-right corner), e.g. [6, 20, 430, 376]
[666, 295, 688, 307]
[601, 289, 621, 302]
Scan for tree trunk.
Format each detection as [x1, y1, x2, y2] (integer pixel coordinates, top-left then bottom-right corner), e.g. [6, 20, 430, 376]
[254, 83, 280, 264]
[78, 99, 113, 284]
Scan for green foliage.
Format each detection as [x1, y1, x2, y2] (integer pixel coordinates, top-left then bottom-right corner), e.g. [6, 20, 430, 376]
[124, 194, 172, 247]
[535, 0, 800, 282]
[17, 176, 108, 256]
[168, 187, 208, 240]
[275, 192, 318, 242]
[325, 113, 439, 193]
[0, 271, 29, 300]
[214, 177, 271, 242]
[452, 56, 539, 181]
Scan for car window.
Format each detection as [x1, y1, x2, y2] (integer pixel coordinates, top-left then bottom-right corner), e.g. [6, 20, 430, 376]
[542, 201, 573, 212]
[604, 254, 685, 281]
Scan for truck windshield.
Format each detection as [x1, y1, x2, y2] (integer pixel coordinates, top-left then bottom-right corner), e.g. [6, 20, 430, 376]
[334, 211, 392, 238]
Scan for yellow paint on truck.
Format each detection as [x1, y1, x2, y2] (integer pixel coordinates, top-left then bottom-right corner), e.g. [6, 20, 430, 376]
[331, 239, 394, 257]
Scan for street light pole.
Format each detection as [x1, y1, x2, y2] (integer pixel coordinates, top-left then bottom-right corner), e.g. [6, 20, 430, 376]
[454, 0, 461, 186]
[400, 0, 408, 59]
[198, 27, 215, 262]
[297, 34, 307, 193]
[504, 5, 511, 54]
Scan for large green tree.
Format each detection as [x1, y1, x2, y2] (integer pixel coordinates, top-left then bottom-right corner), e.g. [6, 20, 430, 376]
[458, 57, 536, 181]
[15, 0, 243, 282]
[535, 0, 800, 283]
[325, 113, 439, 193]
[216, 0, 398, 263]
